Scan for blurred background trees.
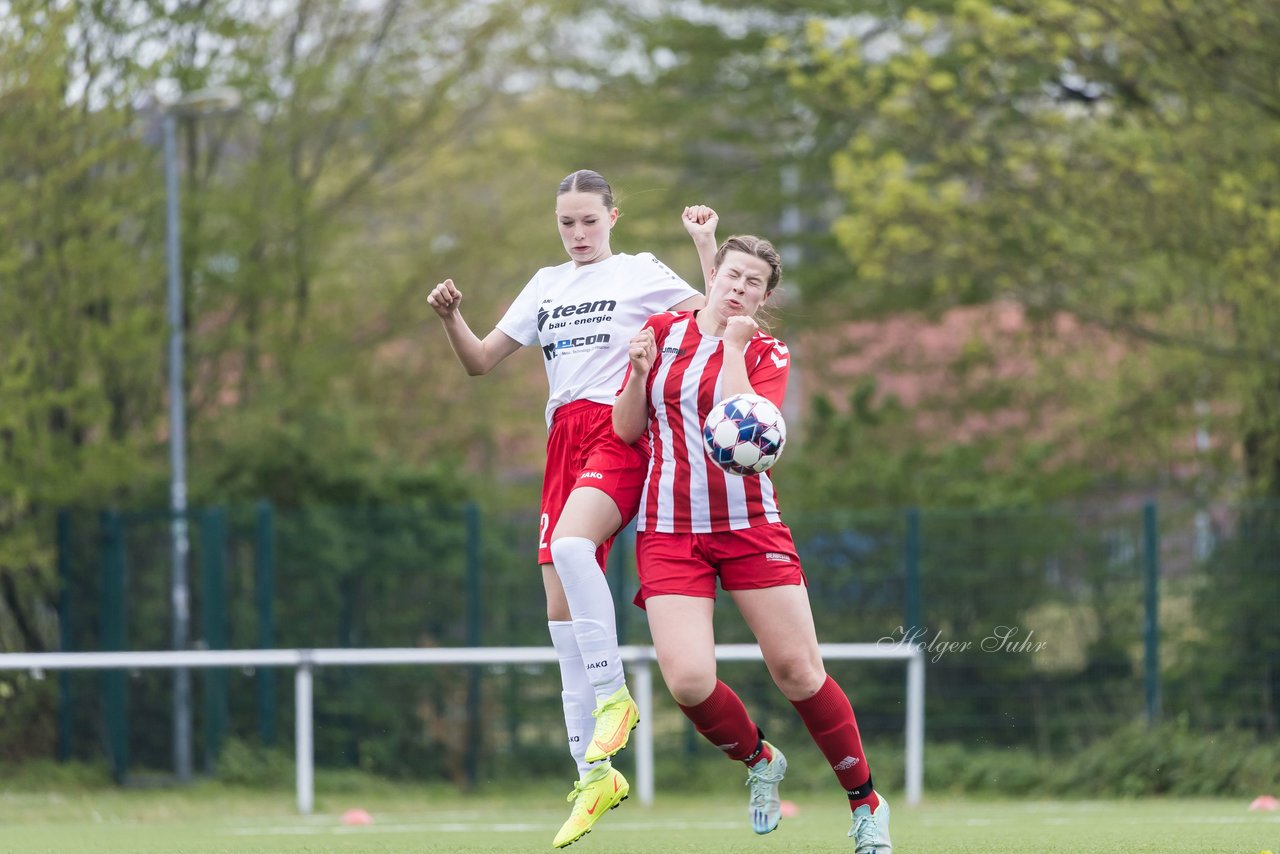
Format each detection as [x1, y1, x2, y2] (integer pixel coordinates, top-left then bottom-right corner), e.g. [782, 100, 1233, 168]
[2, 0, 1277, 760]
[772, 0, 1280, 504]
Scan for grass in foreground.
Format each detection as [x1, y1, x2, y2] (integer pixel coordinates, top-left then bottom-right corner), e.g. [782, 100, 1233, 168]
[0, 773, 1276, 853]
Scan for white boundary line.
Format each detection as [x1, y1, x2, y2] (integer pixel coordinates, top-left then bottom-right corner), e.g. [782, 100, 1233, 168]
[219, 819, 744, 836]
[0, 643, 924, 813]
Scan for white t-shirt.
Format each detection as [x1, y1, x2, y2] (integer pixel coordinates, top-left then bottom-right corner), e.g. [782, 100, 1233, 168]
[497, 252, 699, 427]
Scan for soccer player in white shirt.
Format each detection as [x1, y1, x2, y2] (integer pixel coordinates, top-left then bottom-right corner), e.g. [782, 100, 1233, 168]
[614, 235, 893, 853]
[426, 170, 716, 848]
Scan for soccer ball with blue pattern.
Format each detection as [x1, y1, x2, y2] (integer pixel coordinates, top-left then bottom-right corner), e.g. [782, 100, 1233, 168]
[702, 393, 787, 476]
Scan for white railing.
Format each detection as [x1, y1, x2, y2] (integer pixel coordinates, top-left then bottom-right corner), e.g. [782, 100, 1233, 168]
[0, 643, 924, 813]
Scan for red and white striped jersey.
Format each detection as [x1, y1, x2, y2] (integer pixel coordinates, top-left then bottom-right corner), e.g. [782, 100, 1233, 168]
[628, 311, 791, 533]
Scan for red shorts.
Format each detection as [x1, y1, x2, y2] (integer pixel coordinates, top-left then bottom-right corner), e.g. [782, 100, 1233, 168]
[633, 522, 807, 608]
[538, 400, 649, 566]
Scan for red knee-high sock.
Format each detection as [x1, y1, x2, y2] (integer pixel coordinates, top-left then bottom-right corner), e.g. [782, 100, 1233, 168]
[678, 680, 772, 766]
[791, 675, 879, 811]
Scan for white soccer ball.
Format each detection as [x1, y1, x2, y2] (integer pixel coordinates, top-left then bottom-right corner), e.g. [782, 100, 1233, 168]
[702, 393, 787, 476]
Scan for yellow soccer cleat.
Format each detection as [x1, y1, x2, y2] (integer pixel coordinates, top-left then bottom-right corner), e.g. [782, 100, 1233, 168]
[584, 685, 640, 763]
[552, 763, 630, 848]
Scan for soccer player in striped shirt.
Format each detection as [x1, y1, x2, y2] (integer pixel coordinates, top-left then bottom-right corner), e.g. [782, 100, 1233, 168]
[613, 235, 893, 853]
[427, 170, 717, 848]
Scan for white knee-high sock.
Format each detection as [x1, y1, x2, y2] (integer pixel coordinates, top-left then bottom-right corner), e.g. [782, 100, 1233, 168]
[550, 537, 626, 701]
[549, 620, 595, 778]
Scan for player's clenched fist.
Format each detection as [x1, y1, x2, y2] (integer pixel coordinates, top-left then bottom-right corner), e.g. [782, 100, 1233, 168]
[628, 328, 657, 376]
[681, 205, 718, 239]
[723, 315, 758, 350]
[426, 279, 462, 318]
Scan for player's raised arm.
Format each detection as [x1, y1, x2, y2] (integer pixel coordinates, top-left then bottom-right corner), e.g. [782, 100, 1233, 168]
[682, 204, 719, 290]
[426, 278, 522, 376]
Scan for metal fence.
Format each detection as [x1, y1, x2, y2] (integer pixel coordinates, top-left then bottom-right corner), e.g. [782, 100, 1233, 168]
[22, 497, 1280, 784]
[0, 643, 925, 812]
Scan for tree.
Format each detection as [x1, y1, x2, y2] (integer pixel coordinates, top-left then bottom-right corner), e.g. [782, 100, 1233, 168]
[777, 0, 1280, 497]
[530, 2, 886, 303]
[0, 0, 604, 643]
[0, 3, 171, 656]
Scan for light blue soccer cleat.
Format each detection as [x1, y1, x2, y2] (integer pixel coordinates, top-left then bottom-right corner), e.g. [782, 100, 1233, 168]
[745, 742, 787, 834]
[849, 794, 892, 853]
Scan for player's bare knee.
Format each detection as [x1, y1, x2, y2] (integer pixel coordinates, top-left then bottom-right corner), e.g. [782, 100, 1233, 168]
[663, 670, 715, 706]
[770, 658, 825, 700]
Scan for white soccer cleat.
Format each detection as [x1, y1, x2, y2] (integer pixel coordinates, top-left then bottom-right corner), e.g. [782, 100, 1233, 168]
[849, 794, 892, 853]
[745, 742, 787, 834]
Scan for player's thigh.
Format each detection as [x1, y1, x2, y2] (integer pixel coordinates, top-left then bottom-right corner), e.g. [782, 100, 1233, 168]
[645, 594, 718, 704]
[731, 585, 826, 699]
[551, 486, 623, 544]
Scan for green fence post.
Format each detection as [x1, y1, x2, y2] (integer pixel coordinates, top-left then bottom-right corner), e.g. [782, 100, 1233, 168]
[608, 524, 631, 644]
[465, 502, 481, 789]
[101, 509, 128, 783]
[904, 507, 922, 635]
[56, 509, 73, 762]
[1143, 501, 1161, 724]
[200, 507, 229, 772]
[255, 500, 276, 746]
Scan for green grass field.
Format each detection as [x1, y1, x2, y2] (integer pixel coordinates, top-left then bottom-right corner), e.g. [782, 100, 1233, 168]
[1, 776, 1277, 854]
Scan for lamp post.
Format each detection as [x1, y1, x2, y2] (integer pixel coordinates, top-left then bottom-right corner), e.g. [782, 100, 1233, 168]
[162, 86, 240, 783]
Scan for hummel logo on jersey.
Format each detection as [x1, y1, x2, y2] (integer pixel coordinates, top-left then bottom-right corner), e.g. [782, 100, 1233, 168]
[661, 345, 685, 357]
[765, 552, 790, 562]
[834, 755, 861, 771]
[769, 341, 790, 369]
[648, 254, 681, 281]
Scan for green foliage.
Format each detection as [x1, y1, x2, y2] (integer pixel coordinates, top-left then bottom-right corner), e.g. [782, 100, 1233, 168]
[0, 757, 113, 790]
[0, 0, 596, 662]
[0, 4, 171, 663]
[924, 741, 1046, 796]
[926, 722, 1280, 797]
[1166, 501, 1280, 732]
[778, 0, 1280, 496]
[213, 738, 293, 788]
[566, 2, 866, 298]
[0, 674, 56, 762]
[778, 380, 1094, 512]
[14, 724, 1278, 801]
